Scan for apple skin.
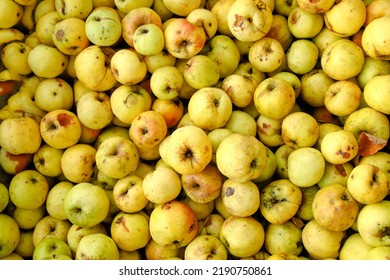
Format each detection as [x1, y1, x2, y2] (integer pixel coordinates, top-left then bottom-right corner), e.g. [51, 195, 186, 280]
[363, 74, 390, 115]
[32, 215, 72, 247]
[32, 237, 72, 260]
[10, 205, 46, 231]
[55, 0, 93, 20]
[0, 183, 9, 213]
[63, 182, 110, 228]
[66, 223, 108, 253]
[151, 97, 184, 128]
[0, 148, 33, 175]
[287, 6, 324, 39]
[46, 181, 74, 220]
[133, 23, 165, 56]
[163, 0, 201, 16]
[183, 55, 220, 89]
[0, 214, 20, 258]
[184, 234, 228, 260]
[145, 238, 185, 260]
[28, 43, 68, 78]
[76, 233, 119, 260]
[216, 133, 268, 183]
[339, 232, 374, 260]
[265, 220, 303, 256]
[35, 78, 74, 112]
[149, 200, 199, 249]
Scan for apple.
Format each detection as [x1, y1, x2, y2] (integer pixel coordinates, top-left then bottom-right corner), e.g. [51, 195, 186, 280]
[321, 39, 365, 81]
[299, 69, 335, 108]
[248, 37, 285, 73]
[95, 136, 139, 179]
[64, 182, 110, 228]
[297, 0, 335, 13]
[110, 48, 148, 86]
[281, 111, 320, 149]
[181, 164, 223, 204]
[221, 179, 260, 217]
[363, 74, 390, 115]
[221, 73, 256, 108]
[287, 6, 323, 39]
[226, 0, 273, 42]
[0, 149, 33, 175]
[187, 87, 232, 131]
[367, 246, 390, 260]
[312, 183, 359, 232]
[1, 42, 32, 76]
[85, 7, 122, 46]
[52, 17, 90, 55]
[357, 152, 390, 185]
[0, 214, 20, 258]
[149, 200, 198, 249]
[184, 234, 228, 260]
[339, 232, 374, 260]
[302, 219, 346, 259]
[121, 7, 162, 47]
[76, 233, 119, 260]
[202, 34, 241, 78]
[34, 78, 73, 112]
[114, 0, 153, 13]
[0, 183, 9, 213]
[149, 65, 184, 100]
[35, 11, 62, 47]
[151, 97, 184, 128]
[357, 200, 390, 247]
[207, 128, 234, 163]
[143, 49, 176, 73]
[0, 0, 23, 28]
[320, 129, 359, 165]
[216, 133, 268, 183]
[45, 181, 74, 221]
[11, 205, 46, 230]
[219, 215, 265, 258]
[162, 125, 212, 175]
[110, 211, 150, 252]
[33, 145, 62, 179]
[78, 124, 101, 144]
[274, 0, 299, 16]
[32, 215, 72, 247]
[142, 166, 182, 204]
[253, 77, 296, 120]
[186, 8, 218, 40]
[357, 57, 390, 89]
[180, 196, 215, 221]
[317, 161, 353, 189]
[14, 230, 34, 259]
[266, 14, 293, 51]
[164, 18, 206, 59]
[0, 117, 41, 155]
[8, 169, 48, 210]
[265, 220, 303, 256]
[312, 25, 343, 57]
[260, 179, 302, 224]
[33, 237, 72, 260]
[55, 0, 93, 19]
[74, 45, 117, 91]
[28, 43, 68, 78]
[110, 84, 152, 126]
[286, 39, 319, 75]
[66, 223, 108, 253]
[324, 0, 366, 37]
[210, 0, 235, 36]
[365, 0, 390, 26]
[112, 174, 148, 213]
[324, 80, 362, 117]
[225, 111, 257, 138]
[145, 238, 185, 260]
[61, 144, 97, 183]
[256, 114, 284, 147]
[183, 55, 220, 89]
[200, 213, 225, 239]
[295, 185, 320, 222]
[133, 23, 165, 56]
[163, 0, 201, 16]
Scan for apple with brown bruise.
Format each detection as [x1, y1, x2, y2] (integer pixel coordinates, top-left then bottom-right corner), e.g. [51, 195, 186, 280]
[0, 149, 33, 175]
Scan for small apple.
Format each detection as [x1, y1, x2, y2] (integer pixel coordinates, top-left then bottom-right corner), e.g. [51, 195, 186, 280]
[28, 44, 68, 78]
[286, 39, 319, 75]
[9, 169, 49, 210]
[248, 37, 285, 73]
[14, 230, 34, 259]
[207, 128, 234, 163]
[76, 233, 119, 260]
[133, 23, 165, 56]
[316, 161, 353, 189]
[151, 97, 184, 128]
[150, 65, 184, 100]
[256, 114, 284, 147]
[33, 237, 72, 260]
[1, 42, 32, 76]
[32, 215, 72, 247]
[0, 214, 20, 258]
[185, 235, 228, 260]
[287, 6, 324, 38]
[35, 11, 62, 47]
[46, 181, 74, 220]
[142, 166, 182, 204]
[265, 221, 303, 256]
[252, 146, 278, 183]
[11, 205, 46, 230]
[296, 185, 320, 221]
[183, 55, 220, 89]
[339, 232, 374, 260]
[110, 211, 150, 252]
[55, 0, 93, 19]
[260, 179, 302, 224]
[224, 110, 257, 137]
[143, 49, 176, 73]
[219, 215, 265, 258]
[64, 182, 110, 228]
[363, 74, 390, 115]
[275, 0, 299, 16]
[35, 78, 74, 112]
[95, 136, 139, 179]
[0, 0, 23, 28]
[66, 223, 108, 253]
[112, 174, 148, 213]
[324, 80, 362, 116]
[216, 133, 268, 183]
[149, 200, 198, 249]
[186, 8, 218, 40]
[85, 7, 122, 46]
[265, 14, 293, 51]
[221, 73, 256, 108]
[210, 0, 235, 36]
[61, 144, 97, 183]
[0, 116, 42, 155]
[357, 57, 390, 89]
[187, 87, 232, 131]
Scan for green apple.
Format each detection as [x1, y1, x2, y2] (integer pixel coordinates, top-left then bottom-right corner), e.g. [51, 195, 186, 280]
[0, 117, 42, 155]
[265, 221, 303, 256]
[0, 42, 32, 76]
[150, 65, 184, 100]
[46, 181, 74, 220]
[76, 233, 119, 260]
[287, 147, 325, 188]
[28, 44, 68, 78]
[367, 246, 390, 260]
[9, 169, 49, 210]
[55, 0, 93, 19]
[286, 39, 319, 75]
[266, 14, 293, 51]
[219, 215, 265, 258]
[317, 162, 353, 188]
[260, 179, 302, 224]
[180, 196, 215, 221]
[186, 7, 218, 40]
[95, 136, 139, 179]
[287, 6, 324, 38]
[35, 11, 62, 47]
[33, 237, 72, 260]
[296, 185, 320, 221]
[184, 235, 228, 260]
[11, 205, 46, 230]
[312, 25, 342, 57]
[143, 49, 176, 73]
[339, 232, 374, 260]
[216, 133, 268, 183]
[66, 223, 108, 253]
[274, 144, 295, 179]
[64, 182, 110, 227]
[188, 87, 232, 131]
[85, 7, 122, 46]
[248, 37, 285, 73]
[110, 211, 150, 252]
[256, 114, 284, 147]
[357, 200, 390, 247]
[0, 183, 9, 212]
[210, 0, 235, 36]
[0, 214, 20, 258]
[15, 230, 34, 259]
[357, 57, 390, 89]
[33, 144, 64, 178]
[133, 23, 165, 56]
[149, 200, 198, 249]
[112, 174, 148, 213]
[32, 215, 71, 247]
[35, 78, 74, 112]
[183, 55, 220, 89]
[221, 73, 256, 108]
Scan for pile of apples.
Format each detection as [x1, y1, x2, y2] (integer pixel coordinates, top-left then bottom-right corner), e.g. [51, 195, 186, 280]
[0, 0, 390, 261]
